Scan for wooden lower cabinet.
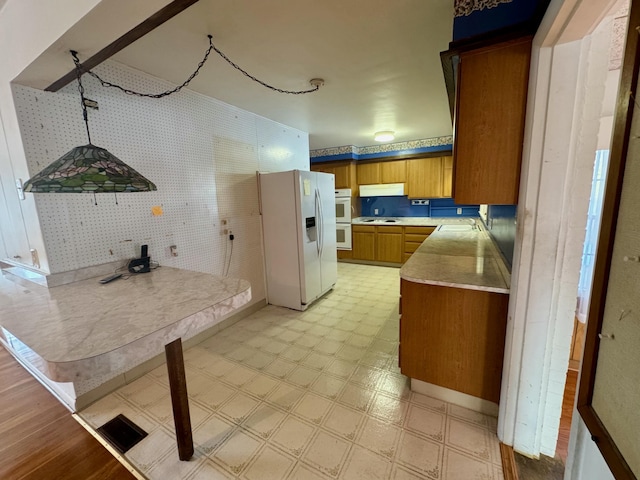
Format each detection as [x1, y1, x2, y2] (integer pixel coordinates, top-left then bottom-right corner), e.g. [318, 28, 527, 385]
[399, 279, 509, 403]
[403, 226, 436, 263]
[376, 226, 403, 263]
[352, 225, 376, 260]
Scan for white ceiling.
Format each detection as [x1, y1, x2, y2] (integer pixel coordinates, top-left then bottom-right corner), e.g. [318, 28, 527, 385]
[109, 0, 455, 150]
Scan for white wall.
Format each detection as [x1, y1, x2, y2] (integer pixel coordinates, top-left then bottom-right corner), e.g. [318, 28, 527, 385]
[566, 416, 615, 480]
[12, 60, 309, 305]
[0, 0, 172, 270]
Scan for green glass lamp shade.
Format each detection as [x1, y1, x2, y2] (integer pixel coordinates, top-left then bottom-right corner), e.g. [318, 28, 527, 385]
[23, 144, 157, 193]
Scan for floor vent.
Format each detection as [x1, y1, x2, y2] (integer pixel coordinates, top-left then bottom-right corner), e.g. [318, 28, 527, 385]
[97, 414, 148, 453]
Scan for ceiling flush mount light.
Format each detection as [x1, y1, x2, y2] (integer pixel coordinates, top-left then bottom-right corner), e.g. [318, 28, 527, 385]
[374, 131, 395, 142]
[23, 51, 156, 197]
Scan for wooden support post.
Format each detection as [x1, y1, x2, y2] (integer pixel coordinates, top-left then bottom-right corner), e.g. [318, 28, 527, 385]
[164, 338, 193, 461]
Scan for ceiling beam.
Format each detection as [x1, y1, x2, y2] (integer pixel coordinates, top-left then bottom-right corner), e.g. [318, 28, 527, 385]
[45, 0, 200, 92]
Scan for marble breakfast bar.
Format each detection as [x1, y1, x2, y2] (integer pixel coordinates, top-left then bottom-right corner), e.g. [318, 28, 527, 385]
[398, 222, 511, 415]
[0, 266, 251, 460]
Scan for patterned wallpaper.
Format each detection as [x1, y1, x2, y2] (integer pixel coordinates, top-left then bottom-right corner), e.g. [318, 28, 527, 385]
[310, 136, 453, 162]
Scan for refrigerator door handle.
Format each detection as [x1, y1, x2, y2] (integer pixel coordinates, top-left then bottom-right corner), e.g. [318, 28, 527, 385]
[317, 188, 324, 256]
[315, 188, 321, 257]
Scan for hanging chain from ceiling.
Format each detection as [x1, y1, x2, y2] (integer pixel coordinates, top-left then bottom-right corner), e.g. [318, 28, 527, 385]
[78, 35, 321, 97]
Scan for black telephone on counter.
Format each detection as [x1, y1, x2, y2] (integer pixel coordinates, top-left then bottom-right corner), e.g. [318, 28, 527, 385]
[127, 244, 151, 273]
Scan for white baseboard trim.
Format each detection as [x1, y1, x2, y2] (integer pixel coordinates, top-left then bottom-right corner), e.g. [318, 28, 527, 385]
[411, 378, 499, 417]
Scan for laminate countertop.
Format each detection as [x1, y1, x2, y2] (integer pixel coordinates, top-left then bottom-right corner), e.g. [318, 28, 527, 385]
[399, 223, 511, 294]
[0, 267, 251, 382]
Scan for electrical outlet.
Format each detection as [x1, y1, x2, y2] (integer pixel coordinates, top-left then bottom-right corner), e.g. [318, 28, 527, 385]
[457, 208, 463, 215]
[411, 199, 429, 205]
[374, 209, 379, 215]
[169, 245, 178, 257]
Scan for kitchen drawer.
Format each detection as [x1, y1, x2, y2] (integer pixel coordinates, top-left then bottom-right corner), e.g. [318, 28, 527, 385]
[404, 233, 429, 243]
[376, 225, 403, 234]
[353, 225, 376, 233]
[404, 242, 423, 254]
[405, 226, 436, 235]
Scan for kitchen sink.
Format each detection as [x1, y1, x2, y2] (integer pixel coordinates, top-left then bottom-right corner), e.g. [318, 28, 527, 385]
[384, 219, 397, 223]
[362, 219, 375, 223]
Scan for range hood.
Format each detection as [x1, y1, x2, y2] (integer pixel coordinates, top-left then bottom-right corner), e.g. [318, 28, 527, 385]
[359, 183, 405, 197]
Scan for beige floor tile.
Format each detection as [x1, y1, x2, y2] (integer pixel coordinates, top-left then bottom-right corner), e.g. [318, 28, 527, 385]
[242, 445, 296, 480]
[190, 381, 236, 411]
[410, 392, 447, 414]
[218, 392, 260, 424]
[287, 365, 322, 388]
[493, 464, 505, 480]
[358, 352, 390, 370]
[335, 320, 359, 332]
[302, 430, 351, 478]
[340, 445, 392, 480]
[336, 345, 367, 362]
[356, 416, 400, 460]
[193, 414, 236, 455]
[189, 459, 234, 479]
[369, 392, 409, 426]
[148, 447, 205, 480]
[204, 357, 237, 378]
[442, 447, 493, 480]
[126, 428, 176, 474]
[280, 329, 303, 343]
[271, 415, 316, 457]
[281, 345, 311, 363]
[489, 432, 502, 465]
[288, 463, 331, 480]
[447, 404, 493, 430]
[211, 430, 263, 476]
[242, 404, 287, 439]
[308, 324, 332, 337]
[263, 326, 286, 338]
[266, 382, 305, 411]
[405, 404, 446, 443]
[396, 431, 443, 479]
[338, 383, 376, 412]
[262, 339, 290, 355]
[243, 373, 280, 400]
[390, 464, 426, 479]
[292, 392, 333, 425]
[295, 334, 323, 349]
[325, 329, 352, 342]
[446, 418, 492, 462]
[310, 373, 347, 400]
[263, 358, 298, 379]
[221, 364, 257, 388]
[314, 339, 344, 355]
[117, 375, 158, 400]
[245, 335, 270, 349]
[323, 403, 365, 441]
[242, 350, 277, 370]
[346, 334, 374, 348]
[378, 373, 411, 400]
[325, 359, 358, 379]
[354, 324, 381, 337]
[350, 365, 385, 390]
[225, 345, 256, 362]
[301, 351, 334, 370]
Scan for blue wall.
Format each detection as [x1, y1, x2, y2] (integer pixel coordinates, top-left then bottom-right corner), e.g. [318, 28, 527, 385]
[360, 197, 479, 218]
[485, 205, 517, 268]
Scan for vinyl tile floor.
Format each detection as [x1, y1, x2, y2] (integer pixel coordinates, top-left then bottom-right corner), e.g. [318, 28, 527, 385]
[79, 263, 504, 480]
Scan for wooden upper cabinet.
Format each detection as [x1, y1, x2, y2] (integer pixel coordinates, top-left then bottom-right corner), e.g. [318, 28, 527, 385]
[356, 162, 381, 185]
[442, 156, 453, 198]
[381, 160, 407, 183]
[406, 157, 444, 198]
[311, 162, 355, 190]
[453, 37, 532, 205]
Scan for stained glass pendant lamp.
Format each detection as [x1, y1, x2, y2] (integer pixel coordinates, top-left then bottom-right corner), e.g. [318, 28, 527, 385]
[23, 51, 156, 194]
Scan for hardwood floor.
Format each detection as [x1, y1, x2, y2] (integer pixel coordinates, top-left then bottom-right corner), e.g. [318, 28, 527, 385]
[0, 345, 135, 480]
[556, 368, 579, 461]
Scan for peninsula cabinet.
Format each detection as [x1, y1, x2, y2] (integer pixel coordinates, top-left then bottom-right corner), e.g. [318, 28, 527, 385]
[399, 279, 509, 403]
[453, 37, 532, 205]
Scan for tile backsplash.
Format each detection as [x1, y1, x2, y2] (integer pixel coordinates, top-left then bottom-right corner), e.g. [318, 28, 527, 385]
[360, 196, 479, 218]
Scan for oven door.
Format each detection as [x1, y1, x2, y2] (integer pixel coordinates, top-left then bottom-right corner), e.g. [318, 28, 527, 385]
[336, 223, 352, 250]
[335, 197, 352, 223]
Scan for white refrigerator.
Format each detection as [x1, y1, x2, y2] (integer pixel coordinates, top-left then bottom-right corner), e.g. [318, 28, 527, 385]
[259, 170, 338, 311]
